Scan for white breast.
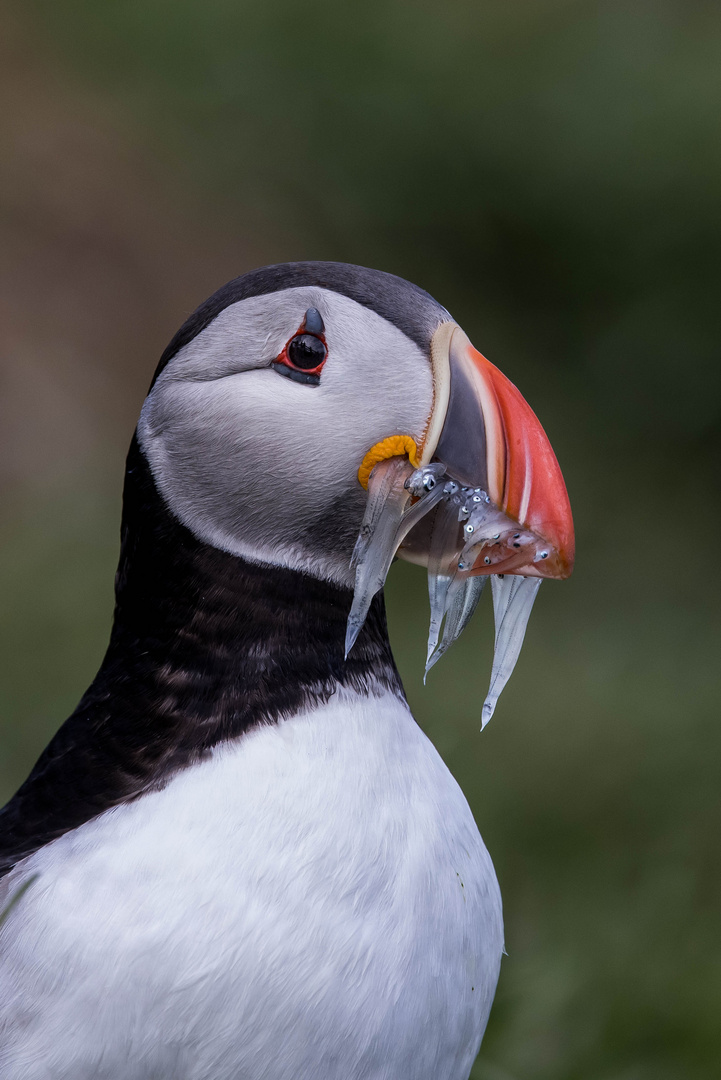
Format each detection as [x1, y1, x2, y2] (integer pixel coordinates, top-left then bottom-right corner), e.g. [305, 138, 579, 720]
[0, 691, 503, 1080]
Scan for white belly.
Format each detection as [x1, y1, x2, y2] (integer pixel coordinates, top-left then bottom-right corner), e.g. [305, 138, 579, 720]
[0, 691, 503, 1080]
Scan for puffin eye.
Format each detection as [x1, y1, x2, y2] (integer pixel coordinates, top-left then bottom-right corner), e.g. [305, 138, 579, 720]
[271, 309, 328, 386]
[287, 334, 327, 371]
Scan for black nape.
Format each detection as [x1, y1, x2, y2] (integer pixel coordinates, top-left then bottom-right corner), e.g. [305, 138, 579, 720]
[0, 437, 403, 877]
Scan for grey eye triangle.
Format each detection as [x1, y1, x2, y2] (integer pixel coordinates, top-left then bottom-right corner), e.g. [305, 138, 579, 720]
[303, 307, 324, 334]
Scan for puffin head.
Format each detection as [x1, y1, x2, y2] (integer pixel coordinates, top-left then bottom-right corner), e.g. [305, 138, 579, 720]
[137, 261, 574, 723]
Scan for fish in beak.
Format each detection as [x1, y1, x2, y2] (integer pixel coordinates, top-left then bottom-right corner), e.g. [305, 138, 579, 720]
[347, 321, 575, 726]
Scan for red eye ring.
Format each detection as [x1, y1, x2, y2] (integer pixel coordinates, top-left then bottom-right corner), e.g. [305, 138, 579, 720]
[277, 333, 327, 376]
[272, 309, 328, 384]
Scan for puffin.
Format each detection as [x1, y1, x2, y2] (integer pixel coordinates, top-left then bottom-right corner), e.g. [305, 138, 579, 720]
[0, 262, 573, 1080]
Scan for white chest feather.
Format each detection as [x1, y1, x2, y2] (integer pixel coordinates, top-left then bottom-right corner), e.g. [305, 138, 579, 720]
[0, 692, 503, 1080]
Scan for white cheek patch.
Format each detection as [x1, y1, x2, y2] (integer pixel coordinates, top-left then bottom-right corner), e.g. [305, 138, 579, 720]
[137, 287, 434, 586]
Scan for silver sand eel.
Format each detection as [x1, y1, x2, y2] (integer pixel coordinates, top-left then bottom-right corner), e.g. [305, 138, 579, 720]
[346, 460, 543, 726]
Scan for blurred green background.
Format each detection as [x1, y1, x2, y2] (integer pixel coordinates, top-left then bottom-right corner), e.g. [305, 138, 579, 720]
[1, 1, 720, 1076]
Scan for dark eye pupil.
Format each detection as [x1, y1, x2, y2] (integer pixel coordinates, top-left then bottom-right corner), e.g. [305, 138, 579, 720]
[287, 334, 326, 370]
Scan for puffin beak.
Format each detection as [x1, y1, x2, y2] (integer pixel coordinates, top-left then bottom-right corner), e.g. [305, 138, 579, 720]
[347, 319, 574, 724]
[421, 323, 575, 580]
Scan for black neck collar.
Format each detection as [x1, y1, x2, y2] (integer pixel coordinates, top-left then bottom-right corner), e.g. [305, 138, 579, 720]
[0, 437, 403, 876]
